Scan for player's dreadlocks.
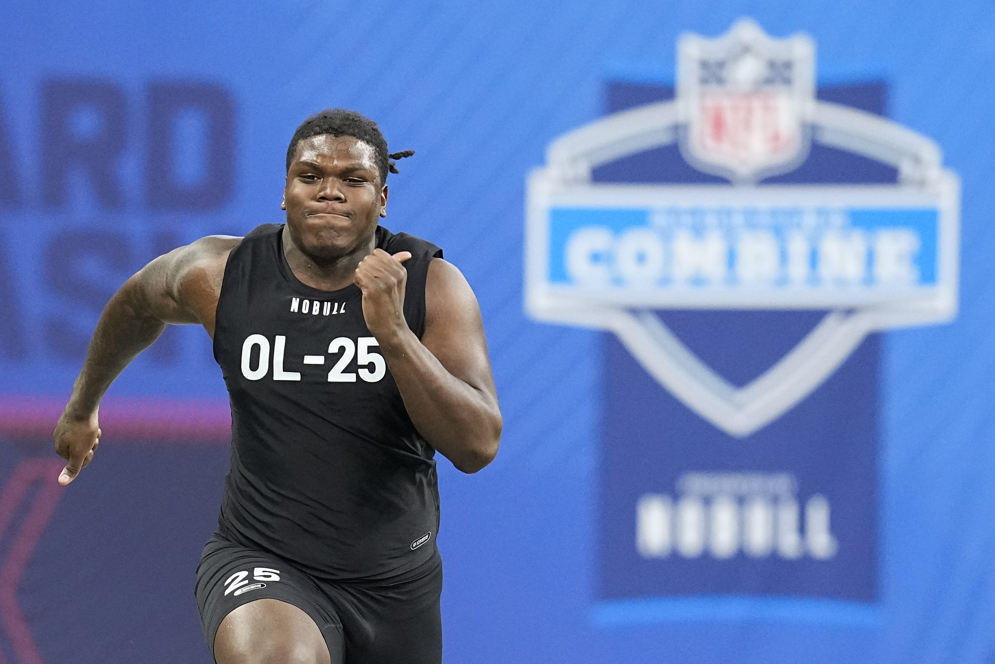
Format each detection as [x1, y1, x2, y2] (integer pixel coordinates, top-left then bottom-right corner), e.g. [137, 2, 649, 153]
[286, 109, 414, 184]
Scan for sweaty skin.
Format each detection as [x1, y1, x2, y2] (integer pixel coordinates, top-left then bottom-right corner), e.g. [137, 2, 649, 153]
[52, 134, 502, 664]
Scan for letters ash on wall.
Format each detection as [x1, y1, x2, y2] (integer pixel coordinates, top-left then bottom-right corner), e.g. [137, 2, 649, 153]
[524, 20, 959, 615]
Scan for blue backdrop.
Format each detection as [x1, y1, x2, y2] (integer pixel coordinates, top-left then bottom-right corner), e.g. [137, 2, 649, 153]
[0, 1, 993, 663]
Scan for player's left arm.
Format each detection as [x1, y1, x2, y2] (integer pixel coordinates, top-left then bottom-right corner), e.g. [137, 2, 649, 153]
[355, 251, 502, 473]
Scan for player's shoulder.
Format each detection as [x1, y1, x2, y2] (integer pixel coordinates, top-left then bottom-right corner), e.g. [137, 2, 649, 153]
[426, 256, 468, 285]
[179, 234, 243, 266]
[193, 222, 283, 258]
[191, 234, 244, 253]
[425, 255, 477, 317]
[161, 234, 243, 289]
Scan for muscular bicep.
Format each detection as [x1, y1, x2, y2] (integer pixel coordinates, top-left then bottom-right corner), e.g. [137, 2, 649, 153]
[420, 259, 498, 400]
[131, 235, 240, 332]
[129, 253, 198, 325]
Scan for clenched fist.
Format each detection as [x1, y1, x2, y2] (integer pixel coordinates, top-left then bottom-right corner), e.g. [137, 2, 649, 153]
[53, 408, 101, 485]
[353, 249, 411, 340]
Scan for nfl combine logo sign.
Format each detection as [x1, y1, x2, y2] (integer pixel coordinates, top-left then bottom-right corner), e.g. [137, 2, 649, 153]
[679, 19, 814, 183]
[524, 19, 958, 616]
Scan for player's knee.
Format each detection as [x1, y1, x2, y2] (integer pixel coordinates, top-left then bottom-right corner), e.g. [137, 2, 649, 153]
[214, 601, 331, 664]
[217, 636, 328, 664]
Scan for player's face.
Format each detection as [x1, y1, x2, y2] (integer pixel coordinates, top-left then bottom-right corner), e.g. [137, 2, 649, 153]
[283, 134, 387, 263]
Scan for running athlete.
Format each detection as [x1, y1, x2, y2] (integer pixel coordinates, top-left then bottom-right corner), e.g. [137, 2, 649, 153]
[52, 109, 503, 664]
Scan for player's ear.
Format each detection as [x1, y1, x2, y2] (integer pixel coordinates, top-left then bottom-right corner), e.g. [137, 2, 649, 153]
[380, 184, 389, 218]
[281, 197, 286, 210]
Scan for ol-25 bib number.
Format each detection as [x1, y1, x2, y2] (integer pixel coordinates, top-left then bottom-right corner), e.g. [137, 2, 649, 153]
[240, 334, 386, 383]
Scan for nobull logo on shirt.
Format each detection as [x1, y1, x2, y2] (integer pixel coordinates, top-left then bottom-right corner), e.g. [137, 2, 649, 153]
[524, 19, 958, 614]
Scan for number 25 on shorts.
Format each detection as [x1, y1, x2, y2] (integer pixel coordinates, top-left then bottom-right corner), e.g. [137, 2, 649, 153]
[224, 567, 281, 596]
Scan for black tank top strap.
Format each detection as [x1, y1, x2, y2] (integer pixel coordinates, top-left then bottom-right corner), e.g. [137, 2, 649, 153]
[243, 222, 283, 240]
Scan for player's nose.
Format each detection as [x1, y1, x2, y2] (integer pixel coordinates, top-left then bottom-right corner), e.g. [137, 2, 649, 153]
[315, 178, 346, 202]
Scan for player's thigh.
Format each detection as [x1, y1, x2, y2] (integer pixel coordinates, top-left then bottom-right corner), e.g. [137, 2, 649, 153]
[195, 536, 344, 663]
[350, 601, 442, 664]
[215, 598, 337, 664]
[342, 557, 443, 664]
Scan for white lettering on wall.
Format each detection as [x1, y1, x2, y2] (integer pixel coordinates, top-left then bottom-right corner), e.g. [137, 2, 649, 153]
[635, 472, 838, 561]
[563, 223, 922, 289]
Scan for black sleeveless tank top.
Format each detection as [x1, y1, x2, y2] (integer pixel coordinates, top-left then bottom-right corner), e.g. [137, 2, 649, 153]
[213, 223, 443, 580]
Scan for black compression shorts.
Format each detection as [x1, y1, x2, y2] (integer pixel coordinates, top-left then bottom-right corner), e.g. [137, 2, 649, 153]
[194, 534, 443, 664]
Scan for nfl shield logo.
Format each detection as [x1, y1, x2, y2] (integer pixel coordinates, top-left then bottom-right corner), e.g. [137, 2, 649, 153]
[678, 18, 815, 183]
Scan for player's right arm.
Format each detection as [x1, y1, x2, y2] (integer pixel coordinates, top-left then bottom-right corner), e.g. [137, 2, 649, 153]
[52, 235, 240, 486]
